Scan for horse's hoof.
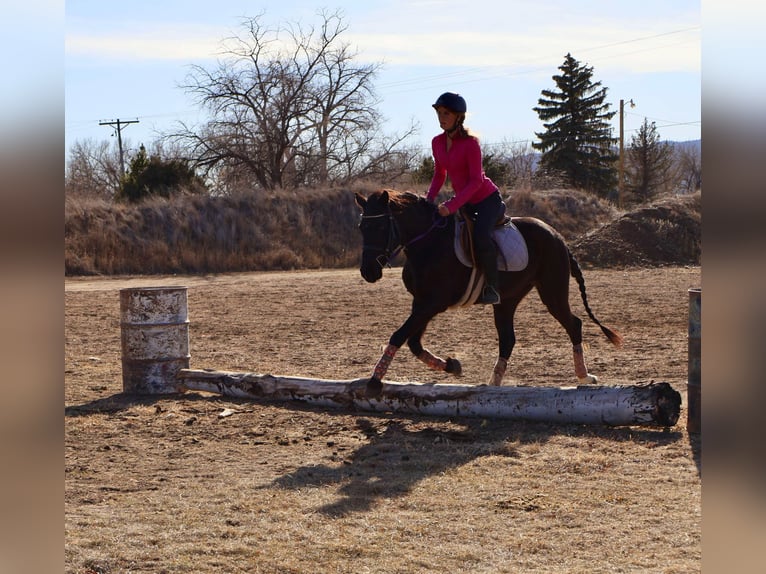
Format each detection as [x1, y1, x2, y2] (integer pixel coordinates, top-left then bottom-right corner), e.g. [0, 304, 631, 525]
[578, 374, 598, 384]
[445, 357, 462, 377]
[365, 377, 383, 398]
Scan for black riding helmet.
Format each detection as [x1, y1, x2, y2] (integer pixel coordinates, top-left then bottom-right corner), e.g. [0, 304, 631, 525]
[432, 92, 467, 114]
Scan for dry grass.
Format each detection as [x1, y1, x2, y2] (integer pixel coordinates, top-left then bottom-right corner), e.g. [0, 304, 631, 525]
[503, 187, 620, 241]
[66, 267, 701, 573]
[64, 186, 368, 276]
[65, 185, 629, 277]
[66, 406, 700, 574]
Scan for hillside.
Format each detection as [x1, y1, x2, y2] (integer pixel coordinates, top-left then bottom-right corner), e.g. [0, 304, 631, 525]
[64, 187, 700, 276]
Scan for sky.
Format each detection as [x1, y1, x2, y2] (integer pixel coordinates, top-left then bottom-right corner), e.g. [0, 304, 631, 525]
[65, 0, 703, 161]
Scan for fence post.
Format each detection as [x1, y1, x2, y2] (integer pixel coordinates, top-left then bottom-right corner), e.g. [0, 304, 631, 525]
[687, 288, 701, 434]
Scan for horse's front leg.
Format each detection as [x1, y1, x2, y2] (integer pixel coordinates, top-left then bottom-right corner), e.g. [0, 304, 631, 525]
[366, 305, 441, 397]
[407, 328, 462, 377]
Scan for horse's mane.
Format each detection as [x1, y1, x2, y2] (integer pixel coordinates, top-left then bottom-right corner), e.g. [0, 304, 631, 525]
[381, 188, 431, 212]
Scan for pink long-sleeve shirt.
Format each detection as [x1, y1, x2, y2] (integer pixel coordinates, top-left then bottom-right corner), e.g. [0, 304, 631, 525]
[426, 132, 497, 213]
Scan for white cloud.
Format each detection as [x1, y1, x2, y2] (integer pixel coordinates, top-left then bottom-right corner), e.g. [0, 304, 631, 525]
[66, 21, 228, 61]
[346, 26, 700, 75]
[65, 7, 699, 77]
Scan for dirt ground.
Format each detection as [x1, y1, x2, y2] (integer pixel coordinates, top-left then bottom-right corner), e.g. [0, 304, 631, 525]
[65, 265, 701, 573]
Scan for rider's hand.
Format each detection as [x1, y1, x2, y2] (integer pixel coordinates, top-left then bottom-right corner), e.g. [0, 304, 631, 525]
[437, 204, 450, 217]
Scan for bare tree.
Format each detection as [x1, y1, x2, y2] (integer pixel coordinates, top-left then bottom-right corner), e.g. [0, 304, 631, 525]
[168, 10, 416, 192]
[675, 143, 701, 194]
[65, 138, 125, 199]
[502, 140, 536, 189]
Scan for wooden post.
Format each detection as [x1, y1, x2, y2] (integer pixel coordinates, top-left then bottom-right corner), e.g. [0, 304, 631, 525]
[687, 288, 701, 433]
[618, 98, 635, 207]
[177, 369, 681, 428]
[619, 99, 625, 207]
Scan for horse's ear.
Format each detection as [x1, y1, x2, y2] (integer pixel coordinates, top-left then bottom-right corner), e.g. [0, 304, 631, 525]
[380, 189, 390, 205]
[354, 192, 366, 210]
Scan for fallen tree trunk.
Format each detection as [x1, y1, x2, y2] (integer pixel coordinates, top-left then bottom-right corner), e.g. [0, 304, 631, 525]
[177, 369, 681, 428]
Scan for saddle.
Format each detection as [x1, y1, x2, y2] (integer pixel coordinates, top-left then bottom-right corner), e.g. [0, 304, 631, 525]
[454, 211, 529, 272]
[448, 210, 529, 309]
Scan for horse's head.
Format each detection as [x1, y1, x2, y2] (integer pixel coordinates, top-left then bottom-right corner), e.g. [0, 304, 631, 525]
[354, 189, 398, 283]
[355, 189, 440, 283]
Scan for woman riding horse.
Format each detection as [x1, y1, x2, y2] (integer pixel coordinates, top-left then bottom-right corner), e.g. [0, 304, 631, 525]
[428, 92, 506, 305]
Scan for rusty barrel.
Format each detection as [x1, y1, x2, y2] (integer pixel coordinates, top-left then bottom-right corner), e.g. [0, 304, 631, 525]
[120, 287, 190, 394]
[687, 288, 701, 434]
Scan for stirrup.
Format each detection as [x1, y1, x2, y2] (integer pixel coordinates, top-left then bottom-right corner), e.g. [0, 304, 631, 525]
[478, 285, 501, 305]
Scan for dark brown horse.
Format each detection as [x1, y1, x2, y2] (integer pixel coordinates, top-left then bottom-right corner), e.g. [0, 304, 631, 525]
[354, 189, 622, 397]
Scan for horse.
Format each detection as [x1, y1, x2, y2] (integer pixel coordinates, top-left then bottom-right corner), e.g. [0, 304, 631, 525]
[354, 188, 623, 398]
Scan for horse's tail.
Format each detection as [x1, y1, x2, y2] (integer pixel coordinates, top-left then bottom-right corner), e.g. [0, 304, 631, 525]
[568, 250, 624, 348]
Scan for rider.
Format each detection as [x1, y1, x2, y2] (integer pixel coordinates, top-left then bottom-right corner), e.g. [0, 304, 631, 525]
[426, 92, 506, 305]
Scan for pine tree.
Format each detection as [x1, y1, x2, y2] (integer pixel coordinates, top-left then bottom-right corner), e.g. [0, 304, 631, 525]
[624, 118, 676, 204]
[533, 53, 618, 197]
[118, 145, 208, 203]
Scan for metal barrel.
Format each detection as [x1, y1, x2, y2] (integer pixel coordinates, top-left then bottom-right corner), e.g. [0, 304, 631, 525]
[120, 287, 190, 394]
[687, 288, 701, 434]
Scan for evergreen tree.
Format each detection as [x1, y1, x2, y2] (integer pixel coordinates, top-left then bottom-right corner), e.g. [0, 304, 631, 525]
[533, 53, 617, 197]
[410, 153, 510, 188]
[482, 152, 511, 188]
[118, 145, 208, 203]
[624, 118, 676, 204]
[410, 156, 435, 185]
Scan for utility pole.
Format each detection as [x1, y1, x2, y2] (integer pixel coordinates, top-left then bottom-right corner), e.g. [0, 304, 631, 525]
[618, 99, 635, 207]
[99, 118, 139, 175]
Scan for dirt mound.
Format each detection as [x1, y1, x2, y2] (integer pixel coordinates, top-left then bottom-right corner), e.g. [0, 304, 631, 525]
[572, 192, 701, 267]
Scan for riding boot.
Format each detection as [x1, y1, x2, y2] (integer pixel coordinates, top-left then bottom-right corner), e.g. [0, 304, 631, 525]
[476, 247, 501, 305]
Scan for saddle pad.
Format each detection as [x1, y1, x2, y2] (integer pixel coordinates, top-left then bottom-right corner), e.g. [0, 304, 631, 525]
[454, 219, 529, 271]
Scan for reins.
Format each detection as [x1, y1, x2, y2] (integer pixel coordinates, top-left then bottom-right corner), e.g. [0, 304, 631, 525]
[361, 206, 448, 268]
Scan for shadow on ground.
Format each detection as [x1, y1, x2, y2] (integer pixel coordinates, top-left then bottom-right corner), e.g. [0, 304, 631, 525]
[66, 391, 686, 517]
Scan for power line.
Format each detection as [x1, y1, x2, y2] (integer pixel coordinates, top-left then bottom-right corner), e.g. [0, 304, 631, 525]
[626, 110, 700, 128]
[377, 26, 700, 94]
[99, 118, 139, 174]
[577, 26, 699, 55]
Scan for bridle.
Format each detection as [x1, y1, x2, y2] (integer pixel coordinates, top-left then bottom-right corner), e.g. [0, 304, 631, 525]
[359, 211, 401, 268]
[360, 206, 447, 269]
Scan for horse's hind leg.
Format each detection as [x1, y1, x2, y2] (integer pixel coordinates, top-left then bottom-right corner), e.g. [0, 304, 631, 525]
[407, 328, 462, 376]
[536, 283, 598, 384]
[489, 302, 519, 386]
[572, 341, 596, 383]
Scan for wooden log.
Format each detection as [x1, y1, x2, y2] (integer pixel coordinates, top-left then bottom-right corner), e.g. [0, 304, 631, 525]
[177, 369, 681, 428]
